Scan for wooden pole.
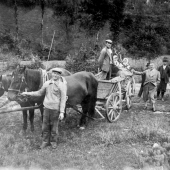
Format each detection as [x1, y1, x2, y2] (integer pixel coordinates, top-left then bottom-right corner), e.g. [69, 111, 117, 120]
[14, 0, 19, 41]
[41, 0, 45, 47]
[45, 30, 56, 70]
[0, 104, 42, 114]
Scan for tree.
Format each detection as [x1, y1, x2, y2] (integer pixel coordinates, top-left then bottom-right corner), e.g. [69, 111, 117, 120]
[122, 0, 170, 58]
[14, 0, 19, 40]
[109, 0, 126, 41]
[40, 0, 45, 47]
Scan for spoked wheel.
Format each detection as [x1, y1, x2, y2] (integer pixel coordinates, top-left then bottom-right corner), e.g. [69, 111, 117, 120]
[131, 77, 136, 97]
[106, 93, 122, 122]
[125, 80, 133, 110]
[126, 94, 132, 110]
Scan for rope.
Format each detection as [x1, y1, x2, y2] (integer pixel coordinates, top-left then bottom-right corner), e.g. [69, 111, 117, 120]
[67, 102, 99, 120]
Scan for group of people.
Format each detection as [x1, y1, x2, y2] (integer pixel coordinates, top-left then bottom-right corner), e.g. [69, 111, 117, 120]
[98, 39, 170, 112]
[98, 39, 130, 80]
[135, 56, 170, 111]
[19, 38, 170, 150]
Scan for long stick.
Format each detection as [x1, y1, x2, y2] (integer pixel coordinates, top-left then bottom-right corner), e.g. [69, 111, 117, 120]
[67, 103, 97, 120]
[14, 0, 19, 41]
[41, 0, 45, 46]
[45, 30, 56, 70]
[0, 104, 42, 114]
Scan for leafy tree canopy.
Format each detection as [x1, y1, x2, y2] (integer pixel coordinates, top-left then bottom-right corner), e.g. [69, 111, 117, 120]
[1, 0, 170, 58]
[122, 0, 170, 58]
[53, 0, 126, 40]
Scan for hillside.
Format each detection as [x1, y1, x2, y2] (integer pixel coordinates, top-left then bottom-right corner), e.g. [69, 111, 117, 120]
[0, 4, 110, 60]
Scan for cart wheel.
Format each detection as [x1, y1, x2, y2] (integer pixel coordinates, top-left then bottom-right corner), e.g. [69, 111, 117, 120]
[125, 81, 132, 110]
[106, 93, 122, 122]
[131, 77, 136, 96]
[126, 94, 132, 110]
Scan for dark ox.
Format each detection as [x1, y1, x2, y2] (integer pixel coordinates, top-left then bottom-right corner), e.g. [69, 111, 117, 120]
[7, 66, 98, 130]
[7, 66, 72, 134]
[0, 73, 43, 133]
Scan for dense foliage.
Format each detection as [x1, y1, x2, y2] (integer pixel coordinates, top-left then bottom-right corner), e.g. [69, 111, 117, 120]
[0, 0, 170, 65]
[52, 0, 126, 39]
[122, 0, 170, 58]
[65, 44, 99, 73]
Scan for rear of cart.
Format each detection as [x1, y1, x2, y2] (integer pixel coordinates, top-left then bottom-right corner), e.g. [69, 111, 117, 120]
[95, 77, 124, 122]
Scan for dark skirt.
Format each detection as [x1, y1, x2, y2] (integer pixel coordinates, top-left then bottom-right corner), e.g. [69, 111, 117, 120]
[157, 79, 167, 93]
[138, 74, 146, 97]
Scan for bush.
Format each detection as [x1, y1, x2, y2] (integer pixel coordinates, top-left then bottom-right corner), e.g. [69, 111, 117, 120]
[26, 60, 45, 69]
[65, 45, 99, 73]
[6, 56, 20, 70]
[0, 30, 15, 53]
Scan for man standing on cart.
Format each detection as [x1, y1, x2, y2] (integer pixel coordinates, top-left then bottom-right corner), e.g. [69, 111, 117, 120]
[98, 39, 113, 80]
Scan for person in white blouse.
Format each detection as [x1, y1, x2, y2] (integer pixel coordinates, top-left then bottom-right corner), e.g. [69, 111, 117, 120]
[113, 55, 130, 70]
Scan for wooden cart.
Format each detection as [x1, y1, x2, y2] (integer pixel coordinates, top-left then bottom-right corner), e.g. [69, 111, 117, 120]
[95, 75, 135, 123]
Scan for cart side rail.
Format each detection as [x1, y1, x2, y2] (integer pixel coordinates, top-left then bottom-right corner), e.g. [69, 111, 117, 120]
[97, 76, 125, 99]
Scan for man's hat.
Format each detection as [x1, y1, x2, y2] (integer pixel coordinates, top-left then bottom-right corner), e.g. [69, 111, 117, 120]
[163, 56, 169, 62]
[105, 39, 113, 44]
[113, 55, 118, 59]
[51, 68, 62, 74]
[146, 62, 150, 67]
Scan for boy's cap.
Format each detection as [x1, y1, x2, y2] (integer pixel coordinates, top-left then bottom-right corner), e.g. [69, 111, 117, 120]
[51, 68, 62, 74]
[105, 39, 113, 44]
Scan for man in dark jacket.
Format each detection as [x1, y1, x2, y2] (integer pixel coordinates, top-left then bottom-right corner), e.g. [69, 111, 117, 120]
[157, 57, 170, 101]
[98, 39, 113, 80]
[138, 62, 150, 97]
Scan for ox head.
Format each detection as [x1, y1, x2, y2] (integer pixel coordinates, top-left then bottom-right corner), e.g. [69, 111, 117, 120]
[7, 65, 27, 102]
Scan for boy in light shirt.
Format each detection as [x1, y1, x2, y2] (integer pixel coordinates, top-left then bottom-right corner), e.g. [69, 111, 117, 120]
[22, 68, 67, 149]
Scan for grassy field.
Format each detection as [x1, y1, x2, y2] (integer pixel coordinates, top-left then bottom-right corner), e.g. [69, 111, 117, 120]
[0, 92, 170, 170]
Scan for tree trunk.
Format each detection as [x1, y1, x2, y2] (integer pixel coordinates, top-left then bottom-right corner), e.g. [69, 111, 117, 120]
[41, 0, 45, 48]
[146, 0, 151, 5]
[14, 0, 19, 41]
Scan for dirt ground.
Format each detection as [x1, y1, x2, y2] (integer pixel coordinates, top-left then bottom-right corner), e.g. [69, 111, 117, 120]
[0, 92, 170, 170]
